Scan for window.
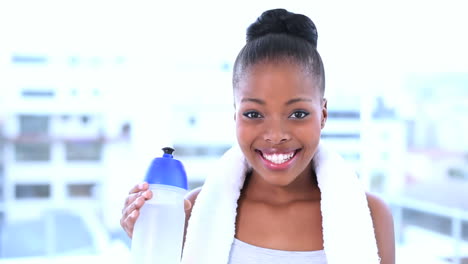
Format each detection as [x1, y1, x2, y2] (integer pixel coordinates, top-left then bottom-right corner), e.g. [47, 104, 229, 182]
[0, 210, 96, 258]
[15, 184, 50, 199]
[0, 164, 3, 202]
[65, 141, 102, 161]
[80, 115, 90, 124]
[11, 54, 48, 64]
[67, 184, 95, 198]
[18, 115, 49, 136]
[21, 90, 55, 98]
[0, 212, 4, 243]
[327, 110, 361, 119]
[320, 133, 361, 140]
[172, 144, 231, 157]
[14, 142, 51, 161]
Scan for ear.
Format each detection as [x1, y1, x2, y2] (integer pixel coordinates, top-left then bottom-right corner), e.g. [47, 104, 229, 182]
[321, 98, 328, 129]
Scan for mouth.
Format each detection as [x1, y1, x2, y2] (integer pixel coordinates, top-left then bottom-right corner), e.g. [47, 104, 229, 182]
[255, 148, 301, 169]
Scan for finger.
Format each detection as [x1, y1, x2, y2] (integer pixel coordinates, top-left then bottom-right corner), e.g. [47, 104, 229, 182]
[134, 196, 147, 210]
[124, 210, 139, 238]
[122, 195, 146, 220]
[123, 191, 144, 211]
[128, 182, 149, 195]
[141, 190, 153, 200]
[184, 199, 192, 211]
[120, 209, 134, 237]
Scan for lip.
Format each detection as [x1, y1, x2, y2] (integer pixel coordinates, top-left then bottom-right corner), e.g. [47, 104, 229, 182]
[257, 147, 299, 155]
[255, 148, 301, 171]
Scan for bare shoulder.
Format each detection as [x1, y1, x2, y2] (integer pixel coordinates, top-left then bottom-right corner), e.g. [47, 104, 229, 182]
[366, 192, 395, 264]
[366, 192, 393, 221]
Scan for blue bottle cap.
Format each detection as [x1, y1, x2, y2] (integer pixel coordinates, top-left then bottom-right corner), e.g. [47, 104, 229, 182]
[144, 147, 188, 190]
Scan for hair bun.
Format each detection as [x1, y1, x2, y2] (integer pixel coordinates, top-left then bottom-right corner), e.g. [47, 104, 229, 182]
[247, 9, 318, 48]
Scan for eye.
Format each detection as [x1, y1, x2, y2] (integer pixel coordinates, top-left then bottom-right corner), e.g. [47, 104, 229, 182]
[289, 110, 309, 119]
[243, 111, 263, 119]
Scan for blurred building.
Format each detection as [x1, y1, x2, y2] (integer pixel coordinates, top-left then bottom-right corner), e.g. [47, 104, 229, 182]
[0, 53, 133, 234]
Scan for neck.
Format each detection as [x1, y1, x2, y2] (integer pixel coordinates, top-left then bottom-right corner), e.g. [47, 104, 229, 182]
[242, 167, 321, 204]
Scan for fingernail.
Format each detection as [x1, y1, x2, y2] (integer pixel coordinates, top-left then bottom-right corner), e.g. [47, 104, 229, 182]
[138, 183, 145, 189]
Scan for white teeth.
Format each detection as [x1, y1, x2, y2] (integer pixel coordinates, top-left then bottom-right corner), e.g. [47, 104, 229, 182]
[262, 152, 295, 164]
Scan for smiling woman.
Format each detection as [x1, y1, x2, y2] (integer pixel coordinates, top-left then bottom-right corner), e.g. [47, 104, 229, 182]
[121, 8, 395, 264]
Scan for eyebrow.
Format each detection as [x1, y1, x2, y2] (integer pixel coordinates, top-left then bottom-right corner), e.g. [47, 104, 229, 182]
[241, 98, 265, 105]
[241, 97, 312, 105]
[286, 98, 312, 105]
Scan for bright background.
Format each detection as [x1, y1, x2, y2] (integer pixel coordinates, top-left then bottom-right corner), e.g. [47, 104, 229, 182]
[0, 0, 467, 263]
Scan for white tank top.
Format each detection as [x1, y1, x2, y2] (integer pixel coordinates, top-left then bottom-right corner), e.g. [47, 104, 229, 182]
[228, 238, 328, 264]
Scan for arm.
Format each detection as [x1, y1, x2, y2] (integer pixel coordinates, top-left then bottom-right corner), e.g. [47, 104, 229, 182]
[366, 193, 396, 264]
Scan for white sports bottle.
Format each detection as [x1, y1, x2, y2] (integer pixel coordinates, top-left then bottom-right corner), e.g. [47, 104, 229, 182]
[131, 147, 188, 264]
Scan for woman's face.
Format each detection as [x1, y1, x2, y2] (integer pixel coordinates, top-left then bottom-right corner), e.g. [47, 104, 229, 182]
[234, 61, 327, 187]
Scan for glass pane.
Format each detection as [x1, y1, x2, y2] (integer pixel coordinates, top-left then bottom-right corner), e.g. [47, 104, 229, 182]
[15, 184, 50, 199]
[0, 210, 96, 258]
[18, 115, 49, 135]
[172, 144, 231, 157]
[14, 142, 51, 161]
[0, 164, 4, 202]
[21, 89, 55, 98]
[52, 211, 96, 255]
[1, 218, 46, 257]
[65, 141, 102, 161]
[67, 184, 95, 198]
[328, 110, 360, 119]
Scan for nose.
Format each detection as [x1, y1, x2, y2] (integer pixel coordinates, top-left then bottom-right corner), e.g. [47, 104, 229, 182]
[263, 118, 291, 144]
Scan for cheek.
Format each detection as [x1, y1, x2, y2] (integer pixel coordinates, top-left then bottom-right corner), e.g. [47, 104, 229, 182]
[235, 120, 249, 144]
[294, 118, 322, 145]
[235, 119, 258, 149]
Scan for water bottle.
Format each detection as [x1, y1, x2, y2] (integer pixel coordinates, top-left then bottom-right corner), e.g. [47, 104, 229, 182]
[131, 147, 188, 264]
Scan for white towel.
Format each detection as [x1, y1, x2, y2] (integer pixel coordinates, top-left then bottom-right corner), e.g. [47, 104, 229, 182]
[181, 142, 380, 264]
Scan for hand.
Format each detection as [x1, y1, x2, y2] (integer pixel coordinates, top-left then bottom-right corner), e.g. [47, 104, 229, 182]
[120, 182, 192, 238]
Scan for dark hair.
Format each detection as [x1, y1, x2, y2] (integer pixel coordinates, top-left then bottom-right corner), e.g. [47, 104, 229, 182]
[233, 9, 325, 96]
